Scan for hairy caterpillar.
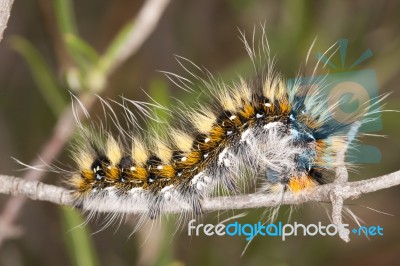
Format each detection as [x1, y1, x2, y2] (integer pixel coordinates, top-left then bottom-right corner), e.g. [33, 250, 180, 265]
[68, 30, 379, 226]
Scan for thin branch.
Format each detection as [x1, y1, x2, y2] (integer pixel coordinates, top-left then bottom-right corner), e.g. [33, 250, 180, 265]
[1, 169, 399, 213]
[330, 192, 349, 241]
[0, 175, 73, 206]
[331, 121, 361, 242]
[0, 0, 14, 42]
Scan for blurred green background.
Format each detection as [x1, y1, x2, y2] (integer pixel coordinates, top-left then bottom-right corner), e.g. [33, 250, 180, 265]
[0, 0, 399, 265]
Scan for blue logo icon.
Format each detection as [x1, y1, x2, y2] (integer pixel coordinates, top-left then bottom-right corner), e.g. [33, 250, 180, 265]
[287, 39, 382, 164]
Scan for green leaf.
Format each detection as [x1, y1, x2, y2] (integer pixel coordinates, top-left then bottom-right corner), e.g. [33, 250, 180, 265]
[60, 207, 99, 266]
[54, 0, 97, 73]
[53, 0, 78, 35]
[64, 33, 99, 70]
[10, 36, 66, 116]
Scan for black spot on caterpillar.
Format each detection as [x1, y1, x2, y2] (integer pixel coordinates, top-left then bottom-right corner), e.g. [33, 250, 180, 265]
[67, 29, 381, 227]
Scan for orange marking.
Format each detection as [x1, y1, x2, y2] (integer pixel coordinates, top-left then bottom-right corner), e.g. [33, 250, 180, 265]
[81, 170, 94, 181]
[132, 167, 148, 181]
[181, 151, 201, 167]
[157, 165, 176, 178]
[288, 176, 316, 192]
[279, 101, 290, 114]
[240, 103, 255, 119]
[209, 125, 225, 143]
[105, 167, 120, 181]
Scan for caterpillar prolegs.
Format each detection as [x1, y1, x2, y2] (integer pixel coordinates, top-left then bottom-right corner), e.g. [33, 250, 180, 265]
[69, 32, 371, 223]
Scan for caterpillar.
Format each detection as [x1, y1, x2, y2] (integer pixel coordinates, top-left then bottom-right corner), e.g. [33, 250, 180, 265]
[68, 30, 377, 226]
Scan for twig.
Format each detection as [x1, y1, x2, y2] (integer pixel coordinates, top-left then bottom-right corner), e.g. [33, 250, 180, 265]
[0, 175, 73, 206]
[331, 121, 361, 242]
[1, 169, 399, 213]
[0, 0, 171, 246]
[0, 0, 14, 42]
